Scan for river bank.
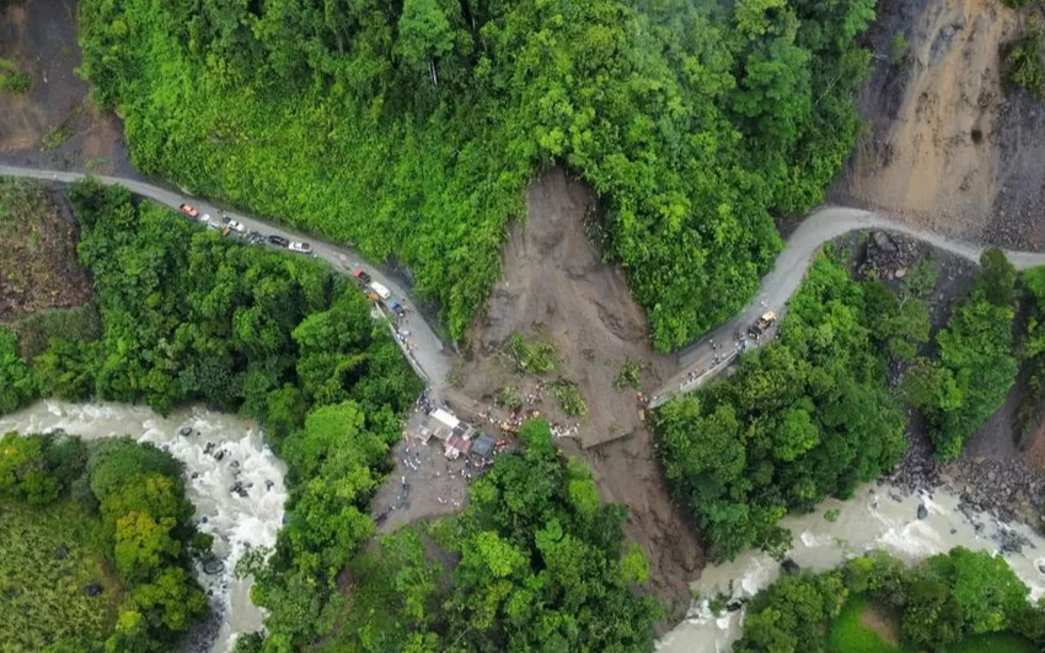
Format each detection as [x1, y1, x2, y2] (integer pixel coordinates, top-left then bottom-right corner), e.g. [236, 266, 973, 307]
[0, 400, 287, 653]
[656, 481, 1045, 653]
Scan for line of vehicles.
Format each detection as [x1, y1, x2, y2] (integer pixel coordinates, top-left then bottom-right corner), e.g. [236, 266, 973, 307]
[179, 201, 406, 319]
[352, 268, 407, 318]
[179, 203, 313, 256]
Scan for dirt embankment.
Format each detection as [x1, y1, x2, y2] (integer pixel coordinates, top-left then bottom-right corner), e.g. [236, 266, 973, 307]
[458, 167, 701, 630]
[837, 0, 1045, 250]
[0, 0, 132, 175]
[0, 179, 91, 324]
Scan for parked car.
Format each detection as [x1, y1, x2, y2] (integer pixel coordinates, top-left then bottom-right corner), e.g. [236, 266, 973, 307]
[226, 219, 246, 233]
[388, 299, 407, 318]
[179, 203, 199, 218]
[245, 231, 264, 243]
[267, 235, 290, 248]
[352, 268, 372, 285]
[288, 241, 313, 256]
[203, 215, 221, 230]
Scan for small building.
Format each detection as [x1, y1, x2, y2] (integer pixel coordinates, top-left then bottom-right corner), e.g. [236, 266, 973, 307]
[427, 408, 460, 441]
[444, 433, 473, 460]
[470, 433, 496, 461]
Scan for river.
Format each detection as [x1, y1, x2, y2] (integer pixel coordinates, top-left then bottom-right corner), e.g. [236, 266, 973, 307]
[6, 400, 1045, 653]
[0, 400, 287, 653]
[656, 483, 1045, 652]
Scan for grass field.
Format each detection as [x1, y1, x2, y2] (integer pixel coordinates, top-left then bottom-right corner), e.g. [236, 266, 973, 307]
[828, 595, 1038, 653]
[0, 498, 122, 652]
[829, 595, 913, 653]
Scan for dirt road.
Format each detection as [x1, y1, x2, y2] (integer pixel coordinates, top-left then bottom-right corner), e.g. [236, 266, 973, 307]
[652, 207, 1045, 407]
[0, 165, 454, 393]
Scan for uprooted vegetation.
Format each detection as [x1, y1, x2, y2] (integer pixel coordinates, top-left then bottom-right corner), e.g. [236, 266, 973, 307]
[505, 329, 557, 375]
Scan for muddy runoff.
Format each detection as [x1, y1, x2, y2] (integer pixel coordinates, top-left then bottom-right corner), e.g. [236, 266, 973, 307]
[657, 483, 1045, 653]
[0, 400, 287, 653]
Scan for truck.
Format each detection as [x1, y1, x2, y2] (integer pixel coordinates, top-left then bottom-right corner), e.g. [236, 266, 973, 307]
[748, 311, 777, 338]
[369, 281, 391, 301]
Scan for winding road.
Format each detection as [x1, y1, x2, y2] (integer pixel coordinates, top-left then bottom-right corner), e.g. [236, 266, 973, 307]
[650, 208, 1045, 407]
[0, 165, 454, 395]
[5, 165, 1045, 412]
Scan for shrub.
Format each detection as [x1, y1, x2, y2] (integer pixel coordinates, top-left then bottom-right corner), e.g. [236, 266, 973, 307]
[1005, 25, 1045, 99]
[506, 331, 557, 375]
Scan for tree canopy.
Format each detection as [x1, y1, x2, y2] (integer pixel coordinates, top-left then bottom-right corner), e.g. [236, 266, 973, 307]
[76, 0, 875, 349]
[653, 252, 920, 559]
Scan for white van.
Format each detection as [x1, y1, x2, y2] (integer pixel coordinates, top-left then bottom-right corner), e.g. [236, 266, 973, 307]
[369, 281, 392, 300]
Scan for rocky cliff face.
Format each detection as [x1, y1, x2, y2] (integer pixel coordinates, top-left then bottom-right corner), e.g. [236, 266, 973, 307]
[836, 0, 1045, 251]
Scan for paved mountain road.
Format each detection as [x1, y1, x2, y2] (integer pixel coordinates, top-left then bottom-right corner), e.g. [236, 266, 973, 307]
[0, 165, 453, 393]
[650, 207, 1045, 408]
[5, 166, 1045, 412]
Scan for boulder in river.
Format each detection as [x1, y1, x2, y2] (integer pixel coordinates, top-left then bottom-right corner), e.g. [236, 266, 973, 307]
[781, 558, 801, 575]
[83, 583, 103, 597]
[917, 504, 929, 520]
[203, 558, 226, 575]
[179, 426, 193, 437]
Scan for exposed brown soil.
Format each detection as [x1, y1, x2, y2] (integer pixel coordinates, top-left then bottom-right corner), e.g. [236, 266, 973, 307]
[0, 179, 91, 323]
[859, 602, 902, 647]
[835, 0, 1045, 250]
[0, 0, 133, 176]
[458, 167, 701, 631]
[460, 166, 676, 448]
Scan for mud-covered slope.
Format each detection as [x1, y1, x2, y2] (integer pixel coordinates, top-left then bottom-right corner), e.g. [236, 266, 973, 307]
[461, 166, 676, 448]
[838, 0, 1045, 250]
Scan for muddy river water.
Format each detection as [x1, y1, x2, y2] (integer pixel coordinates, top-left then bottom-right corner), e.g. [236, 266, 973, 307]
[5, 400, 1045, 653]
[657, 484, 1045, 652]
[0, 400, 286, 653]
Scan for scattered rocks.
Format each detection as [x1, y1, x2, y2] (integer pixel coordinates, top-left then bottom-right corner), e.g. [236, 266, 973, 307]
[229, 481, 249, 498]
[725, 600, 745, 612]
[997, 528, 1031, 555]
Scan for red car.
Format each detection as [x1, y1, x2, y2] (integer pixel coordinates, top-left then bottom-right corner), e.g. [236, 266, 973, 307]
[179, 203, 199, 218]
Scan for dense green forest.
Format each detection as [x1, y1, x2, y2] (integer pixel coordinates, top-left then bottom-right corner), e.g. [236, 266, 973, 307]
[236, 419, 659, 653]
[736, 548, 1045, 653]
[652, 251, 917, 558]
[0, 432, 207, 652]
[76, 0, 875, 349]
[653, 247, 1034, 558]
[905, 250, 1019, 461]
[1, 180, 658, 652]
